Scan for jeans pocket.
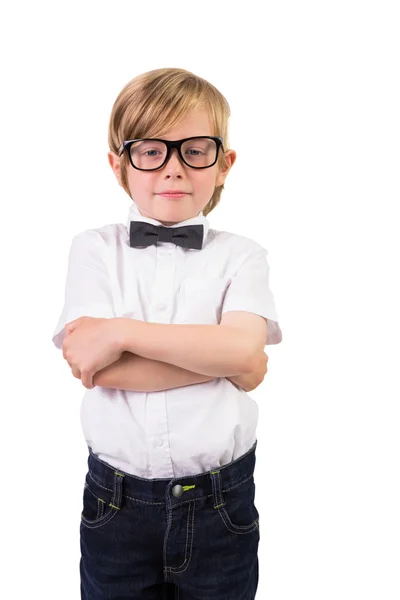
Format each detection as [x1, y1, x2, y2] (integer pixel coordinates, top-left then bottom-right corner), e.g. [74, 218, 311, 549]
[80, 470, 123, 530]
[216, 474, 260, 535]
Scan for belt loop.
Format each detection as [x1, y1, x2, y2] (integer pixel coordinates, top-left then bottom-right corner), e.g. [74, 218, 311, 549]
[210, 469, 225, 510]
[109, 470, 125, 510]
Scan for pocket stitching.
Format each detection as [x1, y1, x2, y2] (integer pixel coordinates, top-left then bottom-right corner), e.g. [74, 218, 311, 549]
[217, 505, 259, 535]
[182, 276, 228, 292]
[81, 482, 118, 529]
[180, 277, 227, 323]
[215, 474, 259, 535]
[81, 507, 119, 530]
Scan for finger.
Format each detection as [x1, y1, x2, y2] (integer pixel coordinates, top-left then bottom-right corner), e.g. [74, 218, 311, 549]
[71, 366, 81, 379]
[62, 338, 69, 358]
[81, 370, 94, 390]
[66, 317, 81, 327]
[65, 317, 84, 332]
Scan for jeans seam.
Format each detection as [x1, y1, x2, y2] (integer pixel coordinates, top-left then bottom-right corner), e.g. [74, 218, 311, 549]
[164, 500, 196, 573]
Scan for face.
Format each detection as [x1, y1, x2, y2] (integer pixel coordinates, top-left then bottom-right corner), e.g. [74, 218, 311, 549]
[108, 108, 236, 225]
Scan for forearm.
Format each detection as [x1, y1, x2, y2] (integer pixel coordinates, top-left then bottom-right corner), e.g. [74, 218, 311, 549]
[117, 320, 254, 377]
[93, 351, 215, 392]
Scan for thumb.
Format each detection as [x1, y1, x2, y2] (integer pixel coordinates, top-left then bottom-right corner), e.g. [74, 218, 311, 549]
[65, 318, 80, 332]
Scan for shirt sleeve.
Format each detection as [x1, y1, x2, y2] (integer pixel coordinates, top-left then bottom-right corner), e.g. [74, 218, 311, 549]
[221, 243, 283, 345]
[51, 230, 116, 350]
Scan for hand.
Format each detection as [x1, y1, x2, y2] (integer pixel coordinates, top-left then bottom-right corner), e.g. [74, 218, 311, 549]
[227, 351, 269, 392]
[62, 317, 125, 390]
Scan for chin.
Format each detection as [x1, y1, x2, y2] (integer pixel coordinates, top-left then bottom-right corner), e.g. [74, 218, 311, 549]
[153, 209, 198, 224]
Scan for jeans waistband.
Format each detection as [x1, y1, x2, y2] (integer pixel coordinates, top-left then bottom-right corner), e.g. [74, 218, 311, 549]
[86, 440, 257, 506]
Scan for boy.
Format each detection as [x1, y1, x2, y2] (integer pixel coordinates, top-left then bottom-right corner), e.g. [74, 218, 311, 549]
[53, 67, 282, 600]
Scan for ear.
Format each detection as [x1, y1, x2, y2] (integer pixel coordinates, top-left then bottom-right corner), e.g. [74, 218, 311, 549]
[215, 149, 237, 187]
[108, 151, 123, 187]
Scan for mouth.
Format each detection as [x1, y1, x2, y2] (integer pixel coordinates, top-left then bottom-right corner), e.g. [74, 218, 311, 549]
[157, 193, 189, 199]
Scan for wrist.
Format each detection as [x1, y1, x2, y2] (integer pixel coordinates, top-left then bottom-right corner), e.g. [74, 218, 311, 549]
[112, 318, 128, 353]
[114, 317, 143, 353]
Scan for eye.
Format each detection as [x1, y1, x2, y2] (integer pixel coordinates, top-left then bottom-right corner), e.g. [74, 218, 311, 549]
[186, 148, 205, 156]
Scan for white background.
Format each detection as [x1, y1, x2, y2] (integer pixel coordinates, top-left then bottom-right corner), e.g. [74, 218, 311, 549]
[1, 1, 399, 598]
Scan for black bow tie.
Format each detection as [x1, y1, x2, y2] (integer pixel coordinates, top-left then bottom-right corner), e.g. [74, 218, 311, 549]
[129, 221, 204, 250]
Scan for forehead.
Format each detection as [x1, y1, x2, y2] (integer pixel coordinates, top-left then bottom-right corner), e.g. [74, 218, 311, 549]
[159, 108, 213, 140]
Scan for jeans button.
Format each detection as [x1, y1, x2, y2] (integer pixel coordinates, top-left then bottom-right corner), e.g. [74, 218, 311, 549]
[172, 484, 183, 497]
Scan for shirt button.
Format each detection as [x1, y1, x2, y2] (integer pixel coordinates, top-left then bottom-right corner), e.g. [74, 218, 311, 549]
[172, 484, 183, 497]
[156, 302, 167, 312]
[157, 438, 163, 447]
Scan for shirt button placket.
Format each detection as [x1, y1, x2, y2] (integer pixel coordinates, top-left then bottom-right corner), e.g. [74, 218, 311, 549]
[147, 243, 176, 477]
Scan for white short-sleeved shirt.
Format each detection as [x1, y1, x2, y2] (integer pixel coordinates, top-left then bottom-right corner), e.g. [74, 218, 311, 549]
[52, 200, 282, 478]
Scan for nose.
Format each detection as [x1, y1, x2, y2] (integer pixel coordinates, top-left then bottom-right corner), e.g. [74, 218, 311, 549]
[163, 147, 185, 172]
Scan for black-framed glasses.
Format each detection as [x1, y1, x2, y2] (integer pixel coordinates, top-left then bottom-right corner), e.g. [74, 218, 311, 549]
[117, 136, 224, 171]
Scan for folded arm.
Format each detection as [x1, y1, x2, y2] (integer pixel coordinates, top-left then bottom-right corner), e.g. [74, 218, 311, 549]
[115, 319, 257, 377]
[93, 352, 214, 391]
[93, 352, 255, 392]
[93, 313, 268, 392]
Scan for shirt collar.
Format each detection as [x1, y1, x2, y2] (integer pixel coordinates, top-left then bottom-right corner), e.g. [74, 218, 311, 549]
[126, 200, 210, 247]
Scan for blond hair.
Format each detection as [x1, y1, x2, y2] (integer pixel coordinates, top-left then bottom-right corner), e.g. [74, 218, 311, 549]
[107, 68, 231, 217]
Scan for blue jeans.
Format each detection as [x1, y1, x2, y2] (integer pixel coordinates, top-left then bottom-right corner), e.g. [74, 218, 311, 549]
[80, 440, 260, 599]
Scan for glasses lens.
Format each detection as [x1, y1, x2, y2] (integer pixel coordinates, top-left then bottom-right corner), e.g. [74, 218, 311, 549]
[129, 138, 218, 169]
[181, 137, 217, 167]
[130, 140, 167, 170]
